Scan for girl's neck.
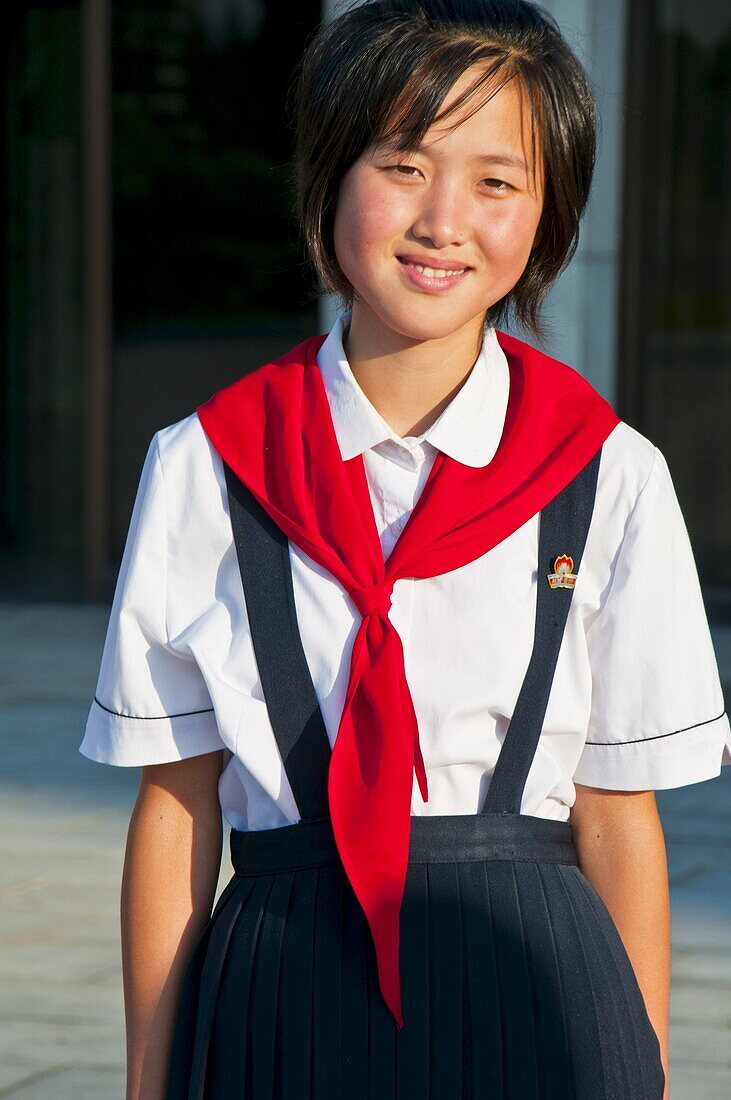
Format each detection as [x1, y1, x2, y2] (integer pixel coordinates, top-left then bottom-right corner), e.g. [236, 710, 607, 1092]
[342, 306, 486, 439]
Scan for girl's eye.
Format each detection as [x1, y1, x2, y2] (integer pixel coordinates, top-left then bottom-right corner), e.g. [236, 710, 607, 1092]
[385, 166, 512, 193]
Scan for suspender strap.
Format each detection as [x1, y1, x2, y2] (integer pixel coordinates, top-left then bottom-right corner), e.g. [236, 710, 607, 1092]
[481, 446, 603, 816]
[224, 462, 331, 822]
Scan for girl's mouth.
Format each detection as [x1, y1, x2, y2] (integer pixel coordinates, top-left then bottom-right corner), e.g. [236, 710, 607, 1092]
[396, 256, 471, 293]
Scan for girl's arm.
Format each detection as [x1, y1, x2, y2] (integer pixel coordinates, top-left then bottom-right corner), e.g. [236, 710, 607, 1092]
[571, 784, 671, 1098]
[121, 748, 225, 1100]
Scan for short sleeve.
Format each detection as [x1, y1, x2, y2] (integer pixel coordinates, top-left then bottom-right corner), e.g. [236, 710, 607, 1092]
[78, 432, 225, 766]
[574, 444, 730, 790]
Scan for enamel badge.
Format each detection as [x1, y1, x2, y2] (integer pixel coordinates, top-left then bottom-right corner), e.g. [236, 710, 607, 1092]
[547, 554, 578, 589]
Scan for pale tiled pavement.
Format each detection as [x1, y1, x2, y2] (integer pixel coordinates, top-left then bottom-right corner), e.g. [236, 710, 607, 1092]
[0, 603, 729, 1098]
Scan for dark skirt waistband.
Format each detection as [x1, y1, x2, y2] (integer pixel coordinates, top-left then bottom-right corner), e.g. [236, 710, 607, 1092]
[229, 811, 578, 876]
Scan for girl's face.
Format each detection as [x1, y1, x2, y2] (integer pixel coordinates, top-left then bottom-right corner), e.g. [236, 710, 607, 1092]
[333, 65, 545, 344]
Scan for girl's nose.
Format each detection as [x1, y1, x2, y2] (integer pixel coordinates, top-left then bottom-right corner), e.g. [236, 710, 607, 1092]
[410, 183, 469, 250]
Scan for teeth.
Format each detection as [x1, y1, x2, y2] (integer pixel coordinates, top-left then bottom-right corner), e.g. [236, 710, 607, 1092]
[411, 263, 465, 278]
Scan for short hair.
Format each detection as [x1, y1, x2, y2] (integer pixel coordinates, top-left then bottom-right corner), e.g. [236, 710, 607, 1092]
[289, 0, 598, 343]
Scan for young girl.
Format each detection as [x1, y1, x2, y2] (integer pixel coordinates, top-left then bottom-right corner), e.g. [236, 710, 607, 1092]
[79, 2, 730, 1097]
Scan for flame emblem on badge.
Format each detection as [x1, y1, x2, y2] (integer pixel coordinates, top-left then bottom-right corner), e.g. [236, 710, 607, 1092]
[547, 554, 578, 589]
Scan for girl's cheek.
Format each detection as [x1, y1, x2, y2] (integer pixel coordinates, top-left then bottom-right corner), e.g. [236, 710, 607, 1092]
[488, 205, 540, 255]
[346, 210, 406, 268]
[336, 212, 380, 266]
[362, 187, 411, 234]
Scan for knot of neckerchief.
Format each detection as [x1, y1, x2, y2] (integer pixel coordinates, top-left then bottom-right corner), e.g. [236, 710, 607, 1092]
[350, 580, 394, 618]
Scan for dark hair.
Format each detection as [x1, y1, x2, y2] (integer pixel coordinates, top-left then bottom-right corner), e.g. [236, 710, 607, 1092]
[289, 0, 598, 343]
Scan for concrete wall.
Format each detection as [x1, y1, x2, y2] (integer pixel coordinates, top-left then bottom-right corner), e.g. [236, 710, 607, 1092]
[538, 0, 627, 400]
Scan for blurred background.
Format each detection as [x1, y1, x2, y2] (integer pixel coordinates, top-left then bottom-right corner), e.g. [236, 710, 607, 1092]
[0, 0, 729, 611]
[0, 1, 729, 1097]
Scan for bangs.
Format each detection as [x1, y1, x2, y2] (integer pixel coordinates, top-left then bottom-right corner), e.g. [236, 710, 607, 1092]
[373, 50, 542, 194]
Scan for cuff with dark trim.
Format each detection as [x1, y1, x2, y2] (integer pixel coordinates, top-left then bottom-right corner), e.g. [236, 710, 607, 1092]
[572, 710, 731, 790]
[78, 695, 224, 766]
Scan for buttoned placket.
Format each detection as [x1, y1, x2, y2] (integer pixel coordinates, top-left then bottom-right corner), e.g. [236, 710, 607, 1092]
[361, 437, 437, 710]
[367, 437, 434, 556]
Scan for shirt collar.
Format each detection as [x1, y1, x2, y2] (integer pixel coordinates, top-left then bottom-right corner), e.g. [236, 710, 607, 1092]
[315, 309, 510, 468]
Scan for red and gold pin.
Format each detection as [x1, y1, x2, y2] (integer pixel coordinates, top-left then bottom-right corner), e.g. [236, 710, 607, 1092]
[547, 554, 578, 589]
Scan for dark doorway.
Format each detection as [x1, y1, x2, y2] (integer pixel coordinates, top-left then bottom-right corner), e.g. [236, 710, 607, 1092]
[619, 2, 731, 621]
[1, 0, 321, 601]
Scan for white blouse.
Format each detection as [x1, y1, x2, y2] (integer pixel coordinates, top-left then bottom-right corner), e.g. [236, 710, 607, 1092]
[79, 311, 731, 831]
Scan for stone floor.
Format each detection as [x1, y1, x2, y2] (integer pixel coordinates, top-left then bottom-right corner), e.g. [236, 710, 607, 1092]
[0, 602, 729, 1098]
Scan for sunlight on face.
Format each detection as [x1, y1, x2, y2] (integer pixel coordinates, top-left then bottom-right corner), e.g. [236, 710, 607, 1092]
[333, 64, 545, 347]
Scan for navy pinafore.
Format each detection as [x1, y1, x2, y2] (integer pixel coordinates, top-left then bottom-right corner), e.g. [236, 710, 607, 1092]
[166, 446, 666, 1099]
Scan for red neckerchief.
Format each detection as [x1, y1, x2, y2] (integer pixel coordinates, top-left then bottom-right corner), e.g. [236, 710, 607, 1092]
[197, 329, 620, 1028]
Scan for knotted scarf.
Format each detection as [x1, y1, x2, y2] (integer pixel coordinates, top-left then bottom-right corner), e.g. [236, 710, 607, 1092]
[197, 327, 620, 1028]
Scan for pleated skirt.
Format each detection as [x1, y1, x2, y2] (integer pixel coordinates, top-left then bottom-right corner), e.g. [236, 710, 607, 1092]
[165, 813, 665, 1100]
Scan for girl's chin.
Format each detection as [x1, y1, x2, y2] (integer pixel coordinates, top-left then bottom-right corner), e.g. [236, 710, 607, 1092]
[354, 296, 481, 342]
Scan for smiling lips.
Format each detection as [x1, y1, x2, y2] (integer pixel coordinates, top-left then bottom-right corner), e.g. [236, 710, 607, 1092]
[396, 255, 471, 292]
